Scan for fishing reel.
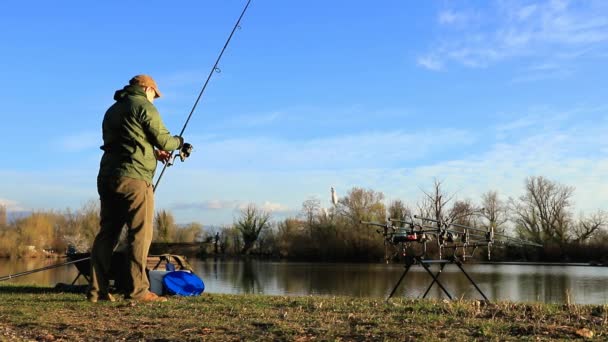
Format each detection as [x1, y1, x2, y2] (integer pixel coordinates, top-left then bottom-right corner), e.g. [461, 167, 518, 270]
[179, 143, 193, 161]
[167, 143, 193, 166]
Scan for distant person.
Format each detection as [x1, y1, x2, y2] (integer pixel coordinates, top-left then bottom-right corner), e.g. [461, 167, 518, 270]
[214, 232, 220, 254]
[88, 75, 186, 303]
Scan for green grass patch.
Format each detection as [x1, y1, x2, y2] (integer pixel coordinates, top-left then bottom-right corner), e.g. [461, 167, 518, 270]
[0, 284, 606, 341]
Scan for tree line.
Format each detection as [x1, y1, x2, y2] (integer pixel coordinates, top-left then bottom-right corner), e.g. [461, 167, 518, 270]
[0, 201, 208, 258]
[0, 175, 606, 262]
[209, 175, 608, 262]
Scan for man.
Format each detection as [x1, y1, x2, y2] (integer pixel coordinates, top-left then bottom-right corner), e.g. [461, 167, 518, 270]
[88, 75, 185, 302]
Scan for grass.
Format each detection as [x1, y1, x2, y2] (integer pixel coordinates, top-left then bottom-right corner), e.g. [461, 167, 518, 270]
[0, 285, 606, 341]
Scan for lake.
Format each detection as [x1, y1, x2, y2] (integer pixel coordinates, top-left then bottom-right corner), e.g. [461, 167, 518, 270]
[1, 258, 607, 304]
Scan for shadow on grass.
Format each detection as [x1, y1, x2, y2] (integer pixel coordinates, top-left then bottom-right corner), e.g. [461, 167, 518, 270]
[0, 283, 88, 294]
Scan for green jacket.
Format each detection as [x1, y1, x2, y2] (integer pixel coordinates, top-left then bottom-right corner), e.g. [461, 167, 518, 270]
[98, 85, 182, 183]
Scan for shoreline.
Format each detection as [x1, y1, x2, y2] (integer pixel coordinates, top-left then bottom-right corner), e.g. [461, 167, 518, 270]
[2, 253, 607, 267]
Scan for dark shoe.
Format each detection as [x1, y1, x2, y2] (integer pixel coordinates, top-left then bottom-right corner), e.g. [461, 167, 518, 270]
[133, 292, 167, 302]
[88, 293, 116, 303]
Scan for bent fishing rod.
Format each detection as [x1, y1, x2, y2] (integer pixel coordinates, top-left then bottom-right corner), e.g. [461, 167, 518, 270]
[154, 0, 252, 191]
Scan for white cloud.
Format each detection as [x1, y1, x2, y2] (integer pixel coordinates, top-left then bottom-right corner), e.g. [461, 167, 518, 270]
[419, 1, 608, 71]
[417, 56, 443, 71]
[438, 10, 467, 25]
[190, 128, 476, 171]
[0, 198, 26, 212]
[171, 199, 291, 214]
[517, 4, 538, 20]
[239, 201, 291, 213]
[494, 115, 542, 134]
[172, 200, 241, 211]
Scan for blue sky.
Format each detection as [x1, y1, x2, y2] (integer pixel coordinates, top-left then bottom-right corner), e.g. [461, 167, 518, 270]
[1, 0, 607, 225]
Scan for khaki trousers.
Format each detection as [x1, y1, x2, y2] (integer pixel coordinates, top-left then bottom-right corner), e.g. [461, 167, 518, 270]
[88, 176, 154, 299]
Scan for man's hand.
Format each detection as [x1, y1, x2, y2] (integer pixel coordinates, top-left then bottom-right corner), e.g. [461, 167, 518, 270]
[154, 150, 172, 164]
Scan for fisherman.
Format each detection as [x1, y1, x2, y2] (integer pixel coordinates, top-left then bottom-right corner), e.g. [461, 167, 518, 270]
[88, 75, 186, 303]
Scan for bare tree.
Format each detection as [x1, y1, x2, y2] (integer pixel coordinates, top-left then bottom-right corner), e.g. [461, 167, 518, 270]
[417, 179, 455, 223]
[301, 197, 321, 236]
[235, 204, 271, 254]
[510, 176, 574, 245]
[480, 191, 508, 234]
[572, 210, 607, 244]
[447, 199, 481, 227]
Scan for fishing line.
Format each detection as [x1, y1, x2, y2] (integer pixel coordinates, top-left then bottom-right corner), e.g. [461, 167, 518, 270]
[154, 0, 252, 191]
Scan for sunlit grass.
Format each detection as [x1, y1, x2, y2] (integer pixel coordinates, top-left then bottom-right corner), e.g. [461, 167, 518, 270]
[0, 285, 606, 341]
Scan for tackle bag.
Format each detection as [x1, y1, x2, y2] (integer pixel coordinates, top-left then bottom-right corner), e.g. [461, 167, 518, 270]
[162, 270, 205, 296]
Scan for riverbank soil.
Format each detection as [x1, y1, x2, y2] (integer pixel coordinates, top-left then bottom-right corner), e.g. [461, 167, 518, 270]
[0, 285, 606, 341]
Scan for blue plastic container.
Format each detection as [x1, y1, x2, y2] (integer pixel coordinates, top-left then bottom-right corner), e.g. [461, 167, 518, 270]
[162, 271, 205, 296]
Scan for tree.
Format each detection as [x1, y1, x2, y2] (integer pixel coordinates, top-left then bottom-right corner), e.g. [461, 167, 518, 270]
[0, 205, 6, 228]
[276, 218, 304, 257]
[301, 197, 321, 237]
[337, 187, 386, 224]
[335, 187, 386, 258]
[480, 190, 508, 234]
[235, 204, 271, 254]
[572, 210, 607, 244]
[154, 210, 176, 243]
[447, 199, 481, 227]
[175, 222, 203, 242]
[15, 212, 57, 250]
[76, 201, 101, 248]
[218, 225, 241, 254]
[511, 176, 574, 245]
[417, 179, 454, 223]
[387, 200, 411, 227]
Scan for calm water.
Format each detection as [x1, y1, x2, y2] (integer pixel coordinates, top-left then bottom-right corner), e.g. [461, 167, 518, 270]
[1, 258, 607, 304]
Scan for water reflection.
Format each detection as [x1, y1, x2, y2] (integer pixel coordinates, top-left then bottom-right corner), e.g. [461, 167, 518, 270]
[0, 258, 85, 287]
[192, 259, 608, 304]
[1, 258, 608, 304]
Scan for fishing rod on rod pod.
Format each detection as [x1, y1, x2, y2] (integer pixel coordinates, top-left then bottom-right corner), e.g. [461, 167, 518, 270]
[0, 1, 253, 284]
[154, 0, 253, 191]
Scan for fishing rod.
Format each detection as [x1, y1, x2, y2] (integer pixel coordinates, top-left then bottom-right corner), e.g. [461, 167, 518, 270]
[154, 0, 253, 191]
[0, 257, 89, 282]
[414, 215, 543, 247]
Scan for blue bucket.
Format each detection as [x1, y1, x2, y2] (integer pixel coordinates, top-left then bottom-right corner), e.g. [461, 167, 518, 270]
[162, 271, 205, 296]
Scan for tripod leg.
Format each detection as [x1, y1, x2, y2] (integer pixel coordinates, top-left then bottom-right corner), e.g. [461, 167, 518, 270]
[455, 260, 489, 302]
[421, 262, 446, 298]
[71, 272, 82, 285]
[386, 264, 412, 301]
[420, 262, 453, 300]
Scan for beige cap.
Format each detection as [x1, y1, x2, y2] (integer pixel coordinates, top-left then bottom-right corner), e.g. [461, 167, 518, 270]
[129, 74, 162, 98]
